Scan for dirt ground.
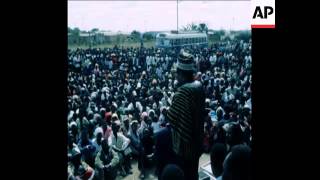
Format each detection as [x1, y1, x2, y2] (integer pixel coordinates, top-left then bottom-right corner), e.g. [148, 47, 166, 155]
[115, 153, 210, 180]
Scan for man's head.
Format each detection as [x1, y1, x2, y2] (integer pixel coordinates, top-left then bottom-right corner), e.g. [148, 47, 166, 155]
[80, 128, 89, 143]
[96, 131, 103, 144]
[216, 107, 224, 121]
[226, 123, 243, 147]
[105, 112, 112, 125]
[131, 120, 139, 132]
[161, 107, 167, 116]
[222, 145, 251, 180]
[94, 127, 103, 143]
[210, 143, 227, 177]
[123, 118, 130, 128]
[176, 49, 196, 86]
[152, 79, 157, 87]
[112, 120, 121, 134]
[101, 139, 110, 154]
[161, 164, 185, 180]
[230, 78, 236, 87]
[111, 113, 119, 122]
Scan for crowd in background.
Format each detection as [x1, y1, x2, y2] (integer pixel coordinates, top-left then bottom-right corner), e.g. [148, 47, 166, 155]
[67, 39, 252, 180]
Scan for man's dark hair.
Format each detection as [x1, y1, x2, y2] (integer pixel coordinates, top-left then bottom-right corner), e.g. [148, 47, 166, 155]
[228, 123, 244, 147]
[161, 164, 185, 180]
[176, 68, 194, 82]
[101, 138, 110, 154]
[210, 143, 227, 177]
[222, 145, 251, 180]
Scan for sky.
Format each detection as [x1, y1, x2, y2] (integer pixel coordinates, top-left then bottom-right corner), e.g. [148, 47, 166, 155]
[68, 1, 251, 33]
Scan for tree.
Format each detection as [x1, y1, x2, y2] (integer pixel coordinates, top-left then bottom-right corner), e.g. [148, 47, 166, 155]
[90, 28, 99, 33]
[234, 31, 251, 42]
[182, 22, 198, 31]
[198, 23, 208, 34]
[143, 33, 154, 41]
[131, 30, 141, 41]
[72, 27, 80, 36]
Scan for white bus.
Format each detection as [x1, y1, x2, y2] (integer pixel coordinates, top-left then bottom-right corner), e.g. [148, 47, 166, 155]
[155, 31, 208, 48]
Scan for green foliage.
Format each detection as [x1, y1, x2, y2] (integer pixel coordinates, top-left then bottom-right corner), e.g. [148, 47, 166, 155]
[131, 30, 141, 41]
[234, 31, 251, 42]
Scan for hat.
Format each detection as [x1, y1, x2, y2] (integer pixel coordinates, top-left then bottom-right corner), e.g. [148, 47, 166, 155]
[69, 121, 77, 128]
[177, 50, 196, 72]
[94, 127, 103, 137]
[141, 112, 148, 119]
[111, 113, 119, 120]
[131, 120, 139, 126]
[152, 79, 157, 85]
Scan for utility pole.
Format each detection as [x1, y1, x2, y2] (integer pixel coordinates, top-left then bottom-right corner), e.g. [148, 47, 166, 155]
[177, 0, 178, 33]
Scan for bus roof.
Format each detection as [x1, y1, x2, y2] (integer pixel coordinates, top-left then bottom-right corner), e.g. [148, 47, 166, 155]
[156, 32, 207, 39]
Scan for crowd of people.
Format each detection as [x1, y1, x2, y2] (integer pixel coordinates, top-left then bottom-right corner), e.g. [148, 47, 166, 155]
[67, 39, 252, 180]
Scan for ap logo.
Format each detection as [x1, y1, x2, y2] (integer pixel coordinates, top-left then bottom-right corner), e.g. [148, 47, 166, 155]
[251, 0, 275, 28]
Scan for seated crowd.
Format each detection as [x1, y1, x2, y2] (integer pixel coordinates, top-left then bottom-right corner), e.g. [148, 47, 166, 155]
[67, 40, 252, 180]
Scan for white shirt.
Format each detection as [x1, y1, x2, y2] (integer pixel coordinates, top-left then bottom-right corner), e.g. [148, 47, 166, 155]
[108, 132, 130, 151]
[127, 102, 143, 113]
[165, 56, 169, 62]
[151, 122, 161, 134]
[146, 56, 151, 66]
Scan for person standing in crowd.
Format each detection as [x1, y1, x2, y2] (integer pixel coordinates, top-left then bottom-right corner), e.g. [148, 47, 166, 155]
[128, 120, 146, 178]
[92, 127, 103, 157]
[78, 129, 96, 168]
[154, 124, 175, 178]
[167, 49, 206, 180]
[68, 133, 95, 180]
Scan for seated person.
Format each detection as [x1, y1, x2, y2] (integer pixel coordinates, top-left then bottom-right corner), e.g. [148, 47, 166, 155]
[128, 120, 145, 178]
[78, 129, 96, 168]
[68, 133, 95, 180]
[121, 117, 130, 137]
[154, 125, 175, 178]
[108, 120, 132, 176]
[95, 139, 120, 180]
[137, 124, 155, 170]
[92, 127, 104, 157]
